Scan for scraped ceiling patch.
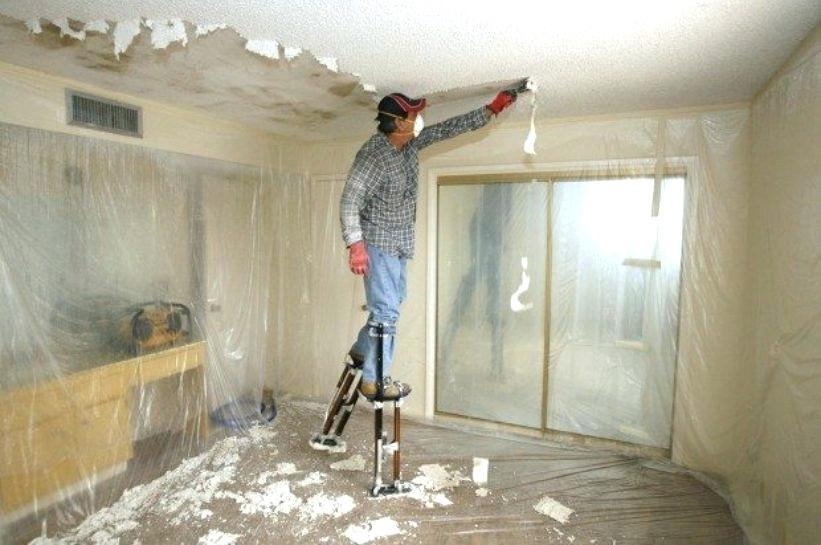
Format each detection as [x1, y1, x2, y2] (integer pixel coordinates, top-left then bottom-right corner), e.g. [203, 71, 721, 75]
[24, 18, 41, 34]
[23, 15, 368, 94]
[0, 14, 391, 140]
[53, 16, 84, 40]
[2, 0, 817, 120]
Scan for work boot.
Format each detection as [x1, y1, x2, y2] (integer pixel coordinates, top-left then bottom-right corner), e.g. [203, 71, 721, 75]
[359, 377, 412, 401]
[348, 350, 365, 368]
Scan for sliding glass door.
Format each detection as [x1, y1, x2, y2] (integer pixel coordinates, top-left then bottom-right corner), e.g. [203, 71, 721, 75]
[436, 182, 548, 428]
[436, 175, 685, 448]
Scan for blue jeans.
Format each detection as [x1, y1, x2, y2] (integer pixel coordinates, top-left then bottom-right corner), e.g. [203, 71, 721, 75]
[350, 244, 407, 383]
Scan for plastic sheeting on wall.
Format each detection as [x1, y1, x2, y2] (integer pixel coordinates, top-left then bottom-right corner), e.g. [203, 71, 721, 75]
[744, 30, 821, 544]
[0, 122, 276, 541]
[269, 56, 817, 542]
[0, 33, 816, 545]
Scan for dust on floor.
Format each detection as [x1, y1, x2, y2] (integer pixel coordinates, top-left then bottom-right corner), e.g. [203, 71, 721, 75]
[29, 400, 743, 544]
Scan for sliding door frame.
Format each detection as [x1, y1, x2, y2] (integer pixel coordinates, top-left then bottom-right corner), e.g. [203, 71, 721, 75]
[426, 159, 692, 452]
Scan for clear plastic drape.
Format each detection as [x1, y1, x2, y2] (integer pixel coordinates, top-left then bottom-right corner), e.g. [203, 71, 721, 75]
[0, 122, 275, 542]
[436, 182, 548, 429]
[547, 176, 684, 448]
[1, 33, 816, 544]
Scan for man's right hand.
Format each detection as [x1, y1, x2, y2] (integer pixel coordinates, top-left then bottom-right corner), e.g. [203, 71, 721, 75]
[349, 241, 369, 276]
[487, 91, 516, 115]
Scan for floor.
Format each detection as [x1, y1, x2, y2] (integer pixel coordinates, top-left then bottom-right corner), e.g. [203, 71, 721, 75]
[15, 400, 743, 544]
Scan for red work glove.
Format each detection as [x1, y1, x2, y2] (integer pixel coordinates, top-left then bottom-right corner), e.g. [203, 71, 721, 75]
[487, 91, 516, 115]
[349, 241, 369, 276]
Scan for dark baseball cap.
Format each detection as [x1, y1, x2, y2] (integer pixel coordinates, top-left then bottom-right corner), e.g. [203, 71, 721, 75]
[375, 93, 427, 120]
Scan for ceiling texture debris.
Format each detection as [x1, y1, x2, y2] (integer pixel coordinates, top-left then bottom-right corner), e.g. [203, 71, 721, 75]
[0, 15, 380, 140]
[0, 1, 818, 140]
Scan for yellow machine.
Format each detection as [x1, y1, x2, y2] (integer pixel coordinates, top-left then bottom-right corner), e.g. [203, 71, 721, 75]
[118, 302, 192, 354]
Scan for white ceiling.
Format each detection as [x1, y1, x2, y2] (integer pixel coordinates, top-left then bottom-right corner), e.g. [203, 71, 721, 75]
[0, 1, 818, 140]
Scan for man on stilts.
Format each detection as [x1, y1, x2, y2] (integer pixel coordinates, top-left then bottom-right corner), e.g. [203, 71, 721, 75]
[312, 86, 519, 495]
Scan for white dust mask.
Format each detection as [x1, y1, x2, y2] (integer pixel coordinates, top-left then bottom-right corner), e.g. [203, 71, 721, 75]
[413, 115, 425, 137]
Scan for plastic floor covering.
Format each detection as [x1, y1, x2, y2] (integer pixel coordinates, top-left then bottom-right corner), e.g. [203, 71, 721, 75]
[15, 400, 743, 544]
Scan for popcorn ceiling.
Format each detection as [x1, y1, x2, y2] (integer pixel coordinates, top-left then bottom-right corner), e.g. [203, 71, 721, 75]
[145, 18, 188, 49]
[245, 38, 279, 60]
[2, 0, 816, 118]
[83, 19, 108, 33]
[316, 56, 338, 73]
[283, 46, 302, 60]
[195, 22, 226, 37]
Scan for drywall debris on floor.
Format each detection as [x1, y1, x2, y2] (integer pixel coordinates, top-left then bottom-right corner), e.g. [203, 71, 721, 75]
[145, 19, 188, 50]
[301, 492, 356, 522]
[217, 479, 300, 516]
[475, 487, 489, 497]
[472, 457, 489, 485]
[330, 454, 366, 471]
[113, 19, 142, 59]
[296, 471, 327, 487]
[404, 463, 470, 508]
[33, 426, 277, 544]
[412, 464, 464, 491]
[343, 517, 403, 544]
[272, 461, 299, 475]
[198, 529, 241, 545]
[534, 495, 575, 524]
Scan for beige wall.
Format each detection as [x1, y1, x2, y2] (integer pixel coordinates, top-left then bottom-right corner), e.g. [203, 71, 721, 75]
[270, 106, 755, 438]
[743, 25, 820, 544]
[268, 74, 816, 543]
[0, 60, 281, 166]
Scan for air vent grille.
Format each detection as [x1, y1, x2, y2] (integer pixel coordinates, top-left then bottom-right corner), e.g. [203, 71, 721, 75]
[66, 90, 142, 137]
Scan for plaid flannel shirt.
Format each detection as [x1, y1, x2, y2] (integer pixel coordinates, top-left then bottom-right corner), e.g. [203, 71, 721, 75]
[340, 106, 491, 258]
